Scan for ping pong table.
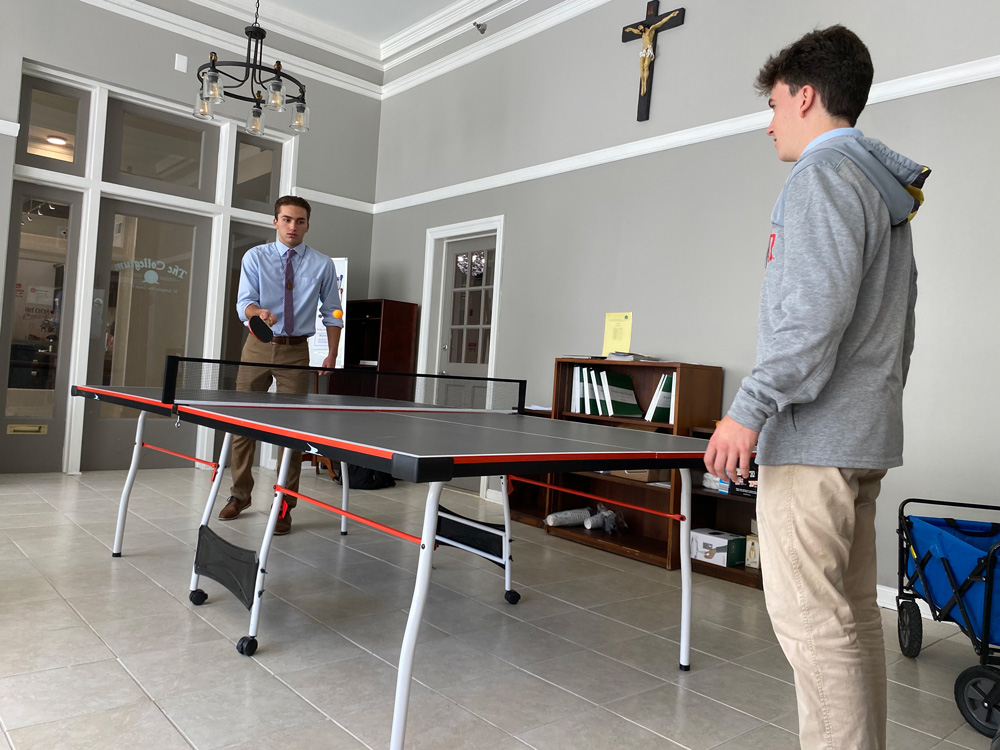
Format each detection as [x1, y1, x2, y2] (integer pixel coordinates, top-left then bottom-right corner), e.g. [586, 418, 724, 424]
[74, 356, 710, 750]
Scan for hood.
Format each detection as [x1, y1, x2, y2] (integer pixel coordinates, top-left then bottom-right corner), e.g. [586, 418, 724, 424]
[795, 135, 931, 226]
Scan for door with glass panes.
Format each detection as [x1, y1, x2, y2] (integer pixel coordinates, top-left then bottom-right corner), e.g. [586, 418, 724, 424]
[0, 185, 83, 471]
[439, 237, 496, 381]
[79, 201, 212, 470]
[438, 237, 496, 492]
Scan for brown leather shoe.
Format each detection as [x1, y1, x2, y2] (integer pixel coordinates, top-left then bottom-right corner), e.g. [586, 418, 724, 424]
[219, 496, 251, 520]
[273, 510, 291, 536]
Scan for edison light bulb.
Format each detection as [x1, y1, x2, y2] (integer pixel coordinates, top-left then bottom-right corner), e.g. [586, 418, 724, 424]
[193, 93, 213, 120]
[246, 105, 264, 135]
[290, 102, 310, 133]
[266, 80, 285, 112]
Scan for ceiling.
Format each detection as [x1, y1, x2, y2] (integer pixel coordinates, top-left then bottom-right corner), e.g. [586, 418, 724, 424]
[199, 0, 500, 61]
[252, 0, 468, 44]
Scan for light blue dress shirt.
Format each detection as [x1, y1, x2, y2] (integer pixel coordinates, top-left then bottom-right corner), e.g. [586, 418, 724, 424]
[236, 241, 344, 337]
[800, 127, 863, 156]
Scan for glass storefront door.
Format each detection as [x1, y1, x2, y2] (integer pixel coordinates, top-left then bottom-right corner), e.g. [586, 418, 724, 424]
[0, 185, 82, 472]
[80, 200, 212, 470]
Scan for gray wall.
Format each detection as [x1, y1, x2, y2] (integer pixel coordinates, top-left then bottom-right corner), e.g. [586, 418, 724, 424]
[370, 1, 1000, 587]
[375, 0, 1000, 201]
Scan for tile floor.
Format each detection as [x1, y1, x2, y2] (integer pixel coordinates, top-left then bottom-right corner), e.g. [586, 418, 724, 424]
[0, 466, 993, 749]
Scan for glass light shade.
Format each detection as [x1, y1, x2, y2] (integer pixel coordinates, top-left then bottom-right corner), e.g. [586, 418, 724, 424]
[202, 70, 224, 104]
[265, 80, 286, 112]
[246, 105, 265, 135]
[193, 93, 214, 120]
[290, 102, 310, 133]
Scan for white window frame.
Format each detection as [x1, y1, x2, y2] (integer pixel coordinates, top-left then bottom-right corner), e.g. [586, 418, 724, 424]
[12, 62, 298, 473]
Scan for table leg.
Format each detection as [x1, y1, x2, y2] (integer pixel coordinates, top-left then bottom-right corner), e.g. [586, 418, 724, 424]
[112, 410, 149, 557]
[500, 475, 514, 595]
[679, 468, 692, 670]
[389, 480, 443, 750]
[340, 461, 349, 535]
[189, 432, 233, 595]
[244, 447, 294, 647]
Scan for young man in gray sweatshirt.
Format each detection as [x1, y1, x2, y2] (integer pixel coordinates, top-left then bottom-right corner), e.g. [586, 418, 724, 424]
[705, 26, 930, 750]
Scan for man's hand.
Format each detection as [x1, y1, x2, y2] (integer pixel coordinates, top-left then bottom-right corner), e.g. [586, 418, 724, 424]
[245, 304, 277, 327]
[704, 415, 759, 484]
[320, 353, 336, 375]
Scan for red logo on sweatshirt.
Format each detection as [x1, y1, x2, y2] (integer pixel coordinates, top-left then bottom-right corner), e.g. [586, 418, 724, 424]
[766, 233, 776, 263]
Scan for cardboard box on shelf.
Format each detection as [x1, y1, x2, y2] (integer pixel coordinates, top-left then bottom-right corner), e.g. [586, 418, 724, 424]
[610, 468, 672, 483]
[690, 528, 746, 568]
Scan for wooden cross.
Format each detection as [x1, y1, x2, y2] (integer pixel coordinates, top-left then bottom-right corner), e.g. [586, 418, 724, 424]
[622, 2, 685, 121]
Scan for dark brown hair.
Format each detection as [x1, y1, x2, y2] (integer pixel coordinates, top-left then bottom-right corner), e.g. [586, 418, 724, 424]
[274, 195, 311, 220]
[755, 25, 873, 126]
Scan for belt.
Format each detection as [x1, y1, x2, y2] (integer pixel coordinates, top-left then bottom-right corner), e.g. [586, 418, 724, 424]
[271, 335, 308, 345]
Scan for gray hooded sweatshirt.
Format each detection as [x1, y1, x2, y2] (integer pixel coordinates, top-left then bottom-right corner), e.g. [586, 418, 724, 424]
[727, 134, 930, 469]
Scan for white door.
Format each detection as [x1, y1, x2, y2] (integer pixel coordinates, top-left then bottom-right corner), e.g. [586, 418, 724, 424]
[439, 237, 495, 378]
[420, 217, 505, 499]
[438, 236, 496, 492]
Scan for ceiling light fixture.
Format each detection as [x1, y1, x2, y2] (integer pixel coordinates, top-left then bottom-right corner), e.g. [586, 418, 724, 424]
[46, 135, 68, 145]
[193, 0, 310, 134]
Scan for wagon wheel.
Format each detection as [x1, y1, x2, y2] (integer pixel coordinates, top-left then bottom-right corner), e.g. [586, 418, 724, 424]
[955, 665, 1000, 737]
[897, 600, 923, 658]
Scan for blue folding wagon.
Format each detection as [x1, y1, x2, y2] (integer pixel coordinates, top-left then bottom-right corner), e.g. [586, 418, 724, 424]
[897, 498, 1000, 739]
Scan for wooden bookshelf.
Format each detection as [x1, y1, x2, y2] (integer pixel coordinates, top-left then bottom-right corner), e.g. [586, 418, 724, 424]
[510, 358, 739, 577]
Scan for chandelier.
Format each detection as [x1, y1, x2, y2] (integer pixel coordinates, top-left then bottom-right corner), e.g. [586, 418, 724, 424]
[456, 252, 486, 278]
[193, 0, 310, 135]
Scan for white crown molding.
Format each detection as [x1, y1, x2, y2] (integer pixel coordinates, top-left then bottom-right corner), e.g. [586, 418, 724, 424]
[293, 187, 375, 215]
[383, 0, 613, 98]
[375, 110, 769, 213]
[0, 119, 19, 137]
[196, 0, 382, 69]
[374, 54, 1000, 212]
[298, 52, 1000, 216]
[291, 55, 1000, 216]
[382, 0, 515, 62]
[869, 54, 1000, 104]
[79, 0, 381, 100]
[384, 0, 530, 71]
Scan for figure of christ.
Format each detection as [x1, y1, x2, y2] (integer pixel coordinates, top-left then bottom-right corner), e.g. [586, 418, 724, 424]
[624, 10, 680, 96]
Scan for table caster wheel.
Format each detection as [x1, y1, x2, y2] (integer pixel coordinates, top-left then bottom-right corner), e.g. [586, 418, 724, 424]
[236, 636, 258, 656]
[504, 590, 521, 605]
[189, 589, 208, 606]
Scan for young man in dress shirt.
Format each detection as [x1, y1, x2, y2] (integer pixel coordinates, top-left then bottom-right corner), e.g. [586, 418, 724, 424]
[219, 196, 343, 535]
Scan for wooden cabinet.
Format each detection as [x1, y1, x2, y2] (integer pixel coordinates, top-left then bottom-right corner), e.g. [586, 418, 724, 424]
[343, 299, 418, 400]
[509, 358, 761, 589]
[345, 299, 418, 371]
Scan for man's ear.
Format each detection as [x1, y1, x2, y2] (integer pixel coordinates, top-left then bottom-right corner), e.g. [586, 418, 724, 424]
[798, 84, 819, 117]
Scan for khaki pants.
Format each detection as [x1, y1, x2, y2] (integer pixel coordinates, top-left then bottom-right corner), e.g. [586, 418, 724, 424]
[757, 464, 888, 750]
[229, 336, 310, 508]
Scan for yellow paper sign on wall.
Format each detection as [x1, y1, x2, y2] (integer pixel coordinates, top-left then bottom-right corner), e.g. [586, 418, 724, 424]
[602, 312, 632, 356]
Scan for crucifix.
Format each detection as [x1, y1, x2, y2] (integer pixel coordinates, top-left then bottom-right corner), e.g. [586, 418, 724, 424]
[622, 2, 685, 121]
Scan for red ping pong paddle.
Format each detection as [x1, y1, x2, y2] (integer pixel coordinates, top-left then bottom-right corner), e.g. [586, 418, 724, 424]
[248, 315, 274, 343]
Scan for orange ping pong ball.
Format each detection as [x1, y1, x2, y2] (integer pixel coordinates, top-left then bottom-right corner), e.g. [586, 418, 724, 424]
[333, 310, 343, 319]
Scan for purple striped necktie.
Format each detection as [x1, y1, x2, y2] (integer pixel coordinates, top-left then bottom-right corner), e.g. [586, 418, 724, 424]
[283, 248, 295, 335]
